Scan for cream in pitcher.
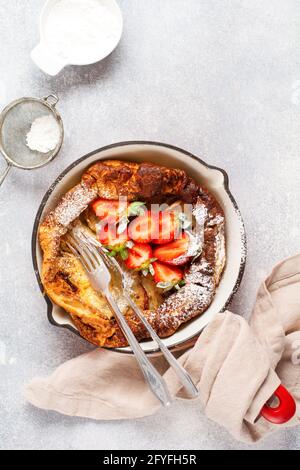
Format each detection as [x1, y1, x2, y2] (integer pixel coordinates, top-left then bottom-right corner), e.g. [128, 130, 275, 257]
[31, 0, 123, 75]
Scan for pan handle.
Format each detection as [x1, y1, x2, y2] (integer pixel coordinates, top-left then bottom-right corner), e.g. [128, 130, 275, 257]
[260, 385, 296, 424]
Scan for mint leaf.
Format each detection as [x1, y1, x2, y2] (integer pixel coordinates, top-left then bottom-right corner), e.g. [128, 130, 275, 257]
[120, 249, 129, 261]
[128, 201, 146, 217]
[149, 263, 155, 276]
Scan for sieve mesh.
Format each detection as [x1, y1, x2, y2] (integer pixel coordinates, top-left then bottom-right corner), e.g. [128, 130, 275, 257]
[0, 99, 63, 169]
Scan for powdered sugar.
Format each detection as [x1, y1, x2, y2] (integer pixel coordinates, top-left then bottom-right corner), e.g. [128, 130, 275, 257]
[154, 280, 215, 329]
[193, 203, 208, 226]
[185, 259, 214, 286]
[26, 115, 60, 153]
[54, 184, 97, 227]
[122, 270, 135, 297]
[172, 231, 203, 265]
[154, 252, 216, 329]
[114, 290, 130, 313]
[208, 214, 224, 226]
[214, 224, 226, 275]
[43, 0, 122, 64]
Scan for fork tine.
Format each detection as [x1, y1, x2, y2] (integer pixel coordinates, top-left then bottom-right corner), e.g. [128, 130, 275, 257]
[80, 231, 99, 247]
[84, 238, 106, 268]
[79, 232, 112, 269]
[66, 241, 91, 273]
[74, 237, 95, 267]
[73, 232, 109, 276]
[80, 231, 103, 253]
[98, 247, 114, 268]
[67, 235, 95, 272]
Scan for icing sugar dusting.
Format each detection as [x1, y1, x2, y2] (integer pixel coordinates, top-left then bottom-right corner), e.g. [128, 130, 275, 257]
[193, 203, 208, 226]
[54, 184, 97, 226]
[208, 214, 224, 226]
[172, 232, 203, 265]
[114, 290, 130, 313]
[214, 224, 226, 277]
[153, 280, 215, 330]
[122, 271, 135, 296]
[185, 259, 214, 286]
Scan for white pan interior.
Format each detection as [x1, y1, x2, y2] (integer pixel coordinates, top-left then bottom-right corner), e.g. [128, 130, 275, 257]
[34, 142, 246, 353]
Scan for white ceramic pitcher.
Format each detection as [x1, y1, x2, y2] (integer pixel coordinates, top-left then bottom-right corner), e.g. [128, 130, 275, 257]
[31, 0, 123, 76]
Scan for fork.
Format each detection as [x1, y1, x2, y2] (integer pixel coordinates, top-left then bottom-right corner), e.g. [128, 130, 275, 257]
[79, 232, 199, 399]
[66, 232, 172, 407]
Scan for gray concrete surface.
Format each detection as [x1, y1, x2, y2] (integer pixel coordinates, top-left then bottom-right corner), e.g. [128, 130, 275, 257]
[0, 0, 300, 450]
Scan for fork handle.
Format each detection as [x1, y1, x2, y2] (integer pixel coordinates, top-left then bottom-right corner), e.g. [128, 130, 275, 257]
[98, 246, 198, 398]
[126, 296, 199, 398]
[105, 292, 172, 408]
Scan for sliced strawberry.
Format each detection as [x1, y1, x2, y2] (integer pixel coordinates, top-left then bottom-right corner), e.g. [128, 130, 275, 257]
[92, 199, 128, 224]
[128, 211, 158, 243]
[153, 232, 191, 266]
[98, 224, 129, 248]
[152, 261, 183, 285]
[128, 210, 180, 244]
[125, 243, 153, 270]
[151, 211, 179, 245]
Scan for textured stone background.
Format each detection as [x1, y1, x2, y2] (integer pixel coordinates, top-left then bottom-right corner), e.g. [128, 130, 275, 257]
[0, 0, 300, 450]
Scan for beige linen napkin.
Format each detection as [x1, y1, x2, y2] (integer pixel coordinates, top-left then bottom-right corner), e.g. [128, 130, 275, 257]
[25, 254, 300, 443]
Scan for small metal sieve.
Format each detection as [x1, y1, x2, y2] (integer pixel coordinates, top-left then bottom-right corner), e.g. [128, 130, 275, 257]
[0, 94, 64, 188]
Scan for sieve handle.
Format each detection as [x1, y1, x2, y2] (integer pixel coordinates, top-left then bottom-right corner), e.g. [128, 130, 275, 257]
[43, 94, 59, 107]
[0, 163, 12, 188]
